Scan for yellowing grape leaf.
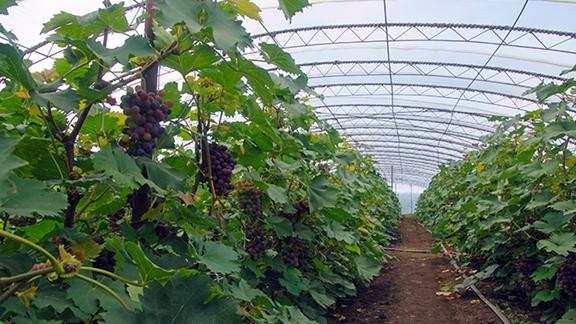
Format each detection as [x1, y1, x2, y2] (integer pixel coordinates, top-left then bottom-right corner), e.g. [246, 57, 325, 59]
[71, 240, 103, 260]
[232, 0, 262, 21]
[15, 286, 37, 308]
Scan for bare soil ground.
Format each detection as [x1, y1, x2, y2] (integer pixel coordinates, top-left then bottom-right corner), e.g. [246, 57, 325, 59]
[328, 218, 500, 324]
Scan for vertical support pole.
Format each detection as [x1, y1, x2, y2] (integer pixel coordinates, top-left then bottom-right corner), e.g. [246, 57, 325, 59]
[142, 0, 159, 93]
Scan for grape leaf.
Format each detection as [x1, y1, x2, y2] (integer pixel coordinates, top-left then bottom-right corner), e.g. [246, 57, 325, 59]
[0, 135, 26, 184]
[268, 215, 294, 239]
[310, 289, 336, 308]
[0, 43, 36, 90]
[156, 0, 251, 51]
[32, 88, 80, 112]
[266, 183, 288, 203]
[260, 43, 302, 74]
[278, 0, 310, 20]
[203, 1, 251, 51]
[238, 58, 275, 104]
[308, 175, 339, 212]
[279, 268, 309, 296]
[0, 0, 17, 15]
[161, 45, 219, 75]
[42, 4, 128, 39]
[137, 159, 185, 191]
[197, 241, 240, 274]
[105, 275, 241, 324]
[125, 242, 175, 283]
[323, 220, 356, 244]
[536, 233, 576, 256]
[234, 0, 262, 21]
[0, 176, 67, 217]
[354, 255, 381, 282]
[87, 36, 156, 67]
[12, 136, 66, 180]
[229, 280, 266, 302]
[92, 145, 153, 191]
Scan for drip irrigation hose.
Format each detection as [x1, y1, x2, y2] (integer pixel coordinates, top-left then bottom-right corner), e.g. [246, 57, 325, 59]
[415, 221, 511, 324]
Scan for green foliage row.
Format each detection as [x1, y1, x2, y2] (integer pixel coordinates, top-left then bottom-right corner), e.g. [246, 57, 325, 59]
[416, 77, 576, 323]
[0, 0, 400, 322]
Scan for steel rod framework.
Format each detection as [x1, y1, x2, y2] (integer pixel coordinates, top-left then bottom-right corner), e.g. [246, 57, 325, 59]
[251, 23, 576, 55]
[318, 114, 494, 134]
[269, 60, 566, 90]
[309, 82, 541, 107]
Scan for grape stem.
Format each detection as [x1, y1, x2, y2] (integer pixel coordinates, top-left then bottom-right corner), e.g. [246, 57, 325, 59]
[76, 273, 129, 309]
[0, 267, 54, 286]
[80, 266, 146, 287]
[0, 282, 26, 305]
[0, 230, 64, 274]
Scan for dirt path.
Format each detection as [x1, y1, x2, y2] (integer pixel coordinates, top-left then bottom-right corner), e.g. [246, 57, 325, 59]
[329, 218, 499, 324]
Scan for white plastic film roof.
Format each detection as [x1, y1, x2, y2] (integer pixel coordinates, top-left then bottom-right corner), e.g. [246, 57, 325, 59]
[2, 0, 576, 189]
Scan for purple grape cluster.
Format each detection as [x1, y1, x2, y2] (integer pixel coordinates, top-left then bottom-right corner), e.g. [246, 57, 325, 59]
[119, 90, 172, 157]
[558, 255, 576, 298]
[155, 223, 178, 240]
[9, 217, 37, 227]
[279, 200, 309, 224]
[237, 181, 263, 218]
[109, 209, 125, 232]
[200, 143, 235, 196]
[92, 249, 116, 274]
[280, 236, 308, 268]
[516, 255, 539, 290]
[516, 255, 539, 275]
[246, 223, 266, 259]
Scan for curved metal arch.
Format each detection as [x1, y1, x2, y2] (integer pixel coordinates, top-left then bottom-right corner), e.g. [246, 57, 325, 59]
[319, 114, 494, 134]
[348, 133, 475, 149]
[311, 103, 493, 118]
[317, 110, 492, 128]
[369, 158, 440, 173]
[343, 127, 481, 142]
[271, 60, 566, 89]
[380, 168, 437, 181]
[358, 139, 466, 154]
[366, 151, 453, 164]
[376, 168, 434, 184]
[366, 153, 440, 167]
[360, 145, 462, 160]
[310, 82, 540, 107]
[375, 163, 437, 177]
[379, 174, 430, 187]
[251, 23, 576, 55]
[312, 91, 534, 114]
[318, 113, 493, 135]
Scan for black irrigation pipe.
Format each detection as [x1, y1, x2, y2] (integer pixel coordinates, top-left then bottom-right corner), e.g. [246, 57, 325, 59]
[415, 220, 511, 324]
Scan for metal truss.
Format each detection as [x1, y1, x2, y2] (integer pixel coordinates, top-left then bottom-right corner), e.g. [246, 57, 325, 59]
[270, 60, 566, 91]
[369, 158, 441, 173]
[312, 103, 493, 118]
[341, 127, 481, 142]
[365, 151, 454, 164]
[359, 144, 463, 159]
[252, 23, 576, 55]
[356, 139, 467, 154]
[309, 82, 542, 112]
[348, 134, 475, 149]
[358, 145, 461, 160]
[367, 156, 445, 170]
[318, 113, 494, 134]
